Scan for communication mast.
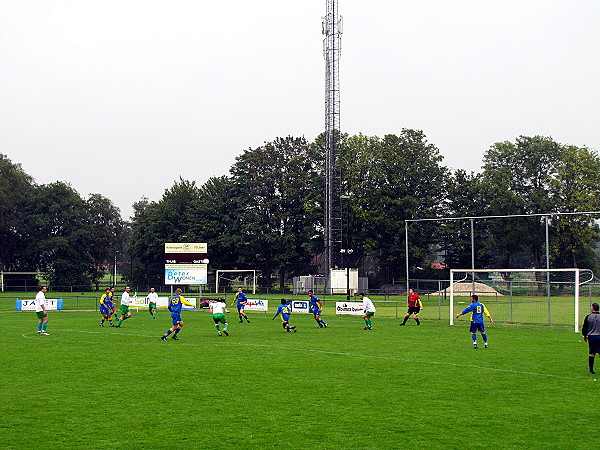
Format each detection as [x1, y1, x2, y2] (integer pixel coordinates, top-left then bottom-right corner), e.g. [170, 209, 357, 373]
[322, 0, 343, 292]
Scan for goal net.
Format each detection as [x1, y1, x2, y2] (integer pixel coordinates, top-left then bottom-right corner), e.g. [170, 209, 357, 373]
[449, 268, 596, 332]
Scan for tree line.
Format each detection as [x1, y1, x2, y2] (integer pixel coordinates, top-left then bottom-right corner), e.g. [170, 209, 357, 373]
[1, 131, 599, 290]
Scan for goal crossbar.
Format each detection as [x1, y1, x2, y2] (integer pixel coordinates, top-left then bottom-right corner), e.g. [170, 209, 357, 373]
[449, 268, 593, 332]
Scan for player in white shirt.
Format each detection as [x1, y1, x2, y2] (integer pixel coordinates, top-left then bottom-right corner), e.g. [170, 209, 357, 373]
[116, 286, 132, 327]
[359, 293, 376, 330]
[146, 288, 159, 319]
[210, 298, 230, 336]
[35, 286, 50, 335]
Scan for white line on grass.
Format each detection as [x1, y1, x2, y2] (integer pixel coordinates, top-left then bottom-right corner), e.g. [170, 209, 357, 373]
[22, 329, 587, 381]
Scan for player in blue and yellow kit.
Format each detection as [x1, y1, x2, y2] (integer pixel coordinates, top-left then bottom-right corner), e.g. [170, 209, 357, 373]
[272, 299, 297, 332]
[99, 288, 115, 327]
[231, 287, 250, 323]
[455, 294, 493, 349]
[108, 287, 118, 319]
[308, 290, 328, 328]
[161, 288, 195, 341]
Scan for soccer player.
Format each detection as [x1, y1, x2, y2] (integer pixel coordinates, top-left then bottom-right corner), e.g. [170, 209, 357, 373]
[308, 290, 328, 328]
[272, 299, 296, 332]
[400, 288, 423, 326]
[161, 288, 195, 341]
[99, 288, 114, 327]
[358, 293, 376, 330]
[34, 285, 50, 335]
[231, 287, 250, 323]
[210, 297, 230, 336]
[115, 286, 132, 327]
[582, 302, 600, 375]
[146, 287, 158, 319]
[455, 294, 493, 349]
[109, 286, 118, 319]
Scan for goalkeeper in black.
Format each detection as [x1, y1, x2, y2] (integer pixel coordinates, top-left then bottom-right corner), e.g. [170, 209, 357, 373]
[582, 302, 600, 375]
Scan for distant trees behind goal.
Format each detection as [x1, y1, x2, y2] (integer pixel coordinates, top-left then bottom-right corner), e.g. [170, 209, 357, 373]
[2, 132, 599, 290]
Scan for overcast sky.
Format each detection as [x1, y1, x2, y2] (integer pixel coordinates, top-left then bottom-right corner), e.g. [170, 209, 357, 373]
[1, 0, 598, 220]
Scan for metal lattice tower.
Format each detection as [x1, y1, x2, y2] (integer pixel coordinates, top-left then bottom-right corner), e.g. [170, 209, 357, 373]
[322, 0, 343, 291]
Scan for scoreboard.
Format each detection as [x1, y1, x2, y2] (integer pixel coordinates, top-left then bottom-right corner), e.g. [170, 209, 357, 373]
[164, 243, 208, 285]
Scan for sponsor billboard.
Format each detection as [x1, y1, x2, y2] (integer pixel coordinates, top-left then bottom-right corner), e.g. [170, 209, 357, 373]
[291, 300, 312, 314]
[244, 299, 268, 312]
[335, 301, 364, 315]
[130, 296, 197, 310]
[165, 268, 207, 285]
[16, 299, 63, 311]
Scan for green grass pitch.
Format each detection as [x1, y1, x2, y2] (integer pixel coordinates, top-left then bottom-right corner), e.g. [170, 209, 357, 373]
[0, 307, 596, 449]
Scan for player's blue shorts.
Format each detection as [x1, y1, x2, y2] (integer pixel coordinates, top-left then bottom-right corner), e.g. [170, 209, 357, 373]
[311, 306, 321, 315]
[171, 312, 182, 325]
[100, 305, 110, 314]
[281, 313, 290, 323]
[237, 304, 245, 311]
[470, 322, 485, 333]
[588, 335, 600, 354]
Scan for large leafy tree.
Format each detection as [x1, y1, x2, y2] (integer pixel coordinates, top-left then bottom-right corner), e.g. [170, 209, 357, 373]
[21, 182, 95, 288]
[86, 193, 125, 290]
[188, 176, 239, 270]
[128, 197, 162, 287]
[340, 130, 449, 283]
[0, 154, 35, 270]
[229, 136, 320, 289]
[482, 136, 561, 268]
[550, 145, 600, 270]
[441, 170, 488, 270]
[129, 179, 202, 288]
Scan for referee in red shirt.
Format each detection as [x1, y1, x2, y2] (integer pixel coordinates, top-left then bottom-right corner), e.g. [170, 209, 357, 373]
[400, 288, 423, 326]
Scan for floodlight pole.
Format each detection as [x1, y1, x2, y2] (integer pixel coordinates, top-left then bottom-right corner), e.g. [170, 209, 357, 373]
[322, 0, 343, 294]
[114, 251, 119, 286]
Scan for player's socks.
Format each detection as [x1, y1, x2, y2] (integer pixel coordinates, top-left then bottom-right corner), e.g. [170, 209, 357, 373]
[481, 333, 488, 343]
[174, 327, 181, 336]
[415, 318, 420, 325]
[37, 323, 43, 333]
[117, 319, 123, 327]
[402, 317, 408, 325]
[164, 329, 173, 337]
[152, 313, 156, 318]
[471, 333, 477, 342]
[589, 356, 595, 373]
[215, 324, 221, 332]
[42, 322, 48, 332]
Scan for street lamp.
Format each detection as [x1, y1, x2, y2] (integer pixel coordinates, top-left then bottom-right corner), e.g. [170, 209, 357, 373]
[340, 248, 354, 300]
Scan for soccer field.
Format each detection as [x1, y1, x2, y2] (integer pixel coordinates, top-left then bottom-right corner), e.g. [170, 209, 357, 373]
[0, 308, 595, 449]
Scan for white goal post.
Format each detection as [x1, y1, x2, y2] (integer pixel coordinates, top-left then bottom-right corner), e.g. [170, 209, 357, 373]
[215, 270, 257, 295]
[449, 268, 594, 332]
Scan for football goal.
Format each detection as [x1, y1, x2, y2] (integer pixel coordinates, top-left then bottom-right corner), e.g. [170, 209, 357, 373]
[215, 270, 257, 295]
[449, 268, 596, 332]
